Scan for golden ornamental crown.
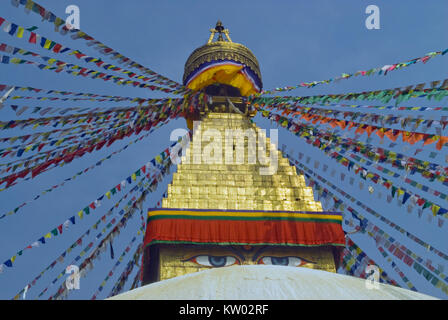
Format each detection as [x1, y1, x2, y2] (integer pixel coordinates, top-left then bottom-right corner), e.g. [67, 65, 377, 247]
[183, 20, 262, 86]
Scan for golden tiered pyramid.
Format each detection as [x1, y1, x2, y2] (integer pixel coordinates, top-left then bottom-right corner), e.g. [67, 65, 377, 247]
[163, 112, 323, 212]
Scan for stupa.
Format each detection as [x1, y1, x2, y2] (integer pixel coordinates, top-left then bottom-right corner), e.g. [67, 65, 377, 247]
[139, 21, 346, 285]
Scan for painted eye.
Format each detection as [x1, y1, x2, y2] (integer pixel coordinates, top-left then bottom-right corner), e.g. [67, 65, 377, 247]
[258, 256, 310, 267]
[189, 255, 239, 267]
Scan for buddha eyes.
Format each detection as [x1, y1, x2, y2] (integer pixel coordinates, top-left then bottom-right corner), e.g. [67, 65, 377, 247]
[189, 255, 239, 267]
[258, 256, 310, 267]
[186, 255, 313, 268]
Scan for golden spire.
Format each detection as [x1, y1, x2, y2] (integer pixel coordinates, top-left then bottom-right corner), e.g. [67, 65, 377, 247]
[207, 20, 232, 44]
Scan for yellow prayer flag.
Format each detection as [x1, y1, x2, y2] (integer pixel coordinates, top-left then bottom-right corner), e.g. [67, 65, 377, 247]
[105, 191, 111, 199]
[434, 280, 443, 289]
[346, 257, 355, 268]
[44, 39, 52, 49]
[44, 233, 52, 239]
[16, 27, 25, 38]
[431, 205, 440, 216]
[78, 210, 84, 219]
[25, 0, 33, 10]
[131, 173, 137, 181]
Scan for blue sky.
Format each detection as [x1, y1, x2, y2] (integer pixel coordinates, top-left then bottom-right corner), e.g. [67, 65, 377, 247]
[0, 0, 447, 299]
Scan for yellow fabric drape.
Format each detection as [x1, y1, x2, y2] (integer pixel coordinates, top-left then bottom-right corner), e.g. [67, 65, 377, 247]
[187, 64, 257, 96]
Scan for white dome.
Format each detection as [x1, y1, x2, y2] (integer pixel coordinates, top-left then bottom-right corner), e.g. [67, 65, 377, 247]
[108, 265, 436, 300]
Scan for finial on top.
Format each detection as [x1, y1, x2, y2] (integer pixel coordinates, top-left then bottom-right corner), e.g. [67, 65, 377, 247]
[215, 20, 224, 33]
[207, 20, 232, 44]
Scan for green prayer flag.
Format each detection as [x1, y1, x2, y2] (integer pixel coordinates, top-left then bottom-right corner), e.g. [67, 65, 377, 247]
[391, 186, 397, 197]
[422, 201, 432, 210]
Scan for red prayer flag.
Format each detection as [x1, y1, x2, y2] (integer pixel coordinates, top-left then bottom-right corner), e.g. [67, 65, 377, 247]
[53, 43, 62, 53]
[29, 32, 37, 44]
[74, 52, 86, 59]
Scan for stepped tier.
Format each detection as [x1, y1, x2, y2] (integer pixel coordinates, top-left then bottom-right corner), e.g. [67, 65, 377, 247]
[162, 112, 323, 211]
